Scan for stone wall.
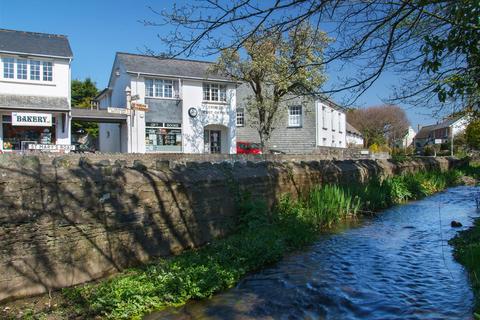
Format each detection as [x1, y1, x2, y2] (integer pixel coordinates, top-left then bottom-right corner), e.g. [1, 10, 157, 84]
[0, 148, 388, 169]
[0, 155, 461, 302]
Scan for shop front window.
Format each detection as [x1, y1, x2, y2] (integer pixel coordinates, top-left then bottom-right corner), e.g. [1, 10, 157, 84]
[2, 115, 55, 151]
[145, 122, 182, 152]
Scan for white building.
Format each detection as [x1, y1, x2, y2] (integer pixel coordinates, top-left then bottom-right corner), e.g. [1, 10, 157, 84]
[0, 29, 73, 152]
[394, 125, 416, 148]
[346, 122, 364, 147]
[97, 53, 237, 154]
[237, 83, 347, 153]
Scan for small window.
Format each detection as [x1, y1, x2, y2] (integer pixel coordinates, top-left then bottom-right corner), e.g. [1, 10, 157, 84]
[17, 59, 28, 79]
[203, 84, 210, 101]
[236, 109, 245, 127]
[145, 79, 154, 97]
[203, 83, 227, 102]
[154, 79, 162, 97]
[331, 110, 335, 131]
[30, 60, 40, 80]
[42, 61, 52, 81]
[146, 78, 175, 98]
[288, 106, 302, 127]
[338, 112, 342, 133]
[3, 57, 14, 79]
[322, 106, 327, 128]
[163, 80, 173, 98]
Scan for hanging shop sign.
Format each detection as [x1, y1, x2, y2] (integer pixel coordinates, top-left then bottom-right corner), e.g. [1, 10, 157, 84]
[107, 107, 130, 115]
[12, 112, 52, 127]
[131, 102, 149, 112]
[28, 144, 76, 151]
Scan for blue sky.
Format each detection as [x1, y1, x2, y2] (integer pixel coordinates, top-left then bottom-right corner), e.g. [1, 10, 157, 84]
[0, 0, 437, 129]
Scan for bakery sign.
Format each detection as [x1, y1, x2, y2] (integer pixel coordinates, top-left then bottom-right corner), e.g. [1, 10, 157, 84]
[12, 112, 52, 127]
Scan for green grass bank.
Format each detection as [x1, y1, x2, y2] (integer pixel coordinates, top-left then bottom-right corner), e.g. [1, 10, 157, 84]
[449, 163, 480, 319]
[6, 165, 476, 320]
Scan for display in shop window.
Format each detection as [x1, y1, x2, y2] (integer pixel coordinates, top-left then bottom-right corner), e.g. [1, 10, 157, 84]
[145, 122, 182, 152]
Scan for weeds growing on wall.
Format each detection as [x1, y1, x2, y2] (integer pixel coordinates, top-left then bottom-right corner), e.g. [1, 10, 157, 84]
[59, 168, 466, 319]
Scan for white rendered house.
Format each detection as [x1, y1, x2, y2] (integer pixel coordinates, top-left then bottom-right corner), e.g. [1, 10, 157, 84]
[0, 29, 73, 152]
[346, 122, 364, 147]
[96, 53, 237, 154]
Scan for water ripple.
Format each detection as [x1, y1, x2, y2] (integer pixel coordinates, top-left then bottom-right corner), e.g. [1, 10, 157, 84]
[146, 186, 478, 320]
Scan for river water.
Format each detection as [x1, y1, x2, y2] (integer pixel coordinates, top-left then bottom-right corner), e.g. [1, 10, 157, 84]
[147, 186, 479, 320]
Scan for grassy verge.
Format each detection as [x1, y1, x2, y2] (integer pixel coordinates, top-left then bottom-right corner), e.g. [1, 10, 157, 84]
[450, 220, 480, 319]
[5, 167, 472, 320]
[449, 161, 480, 319]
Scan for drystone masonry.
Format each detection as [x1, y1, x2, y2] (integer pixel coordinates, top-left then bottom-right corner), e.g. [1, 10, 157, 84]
[0, 155, 461, 301]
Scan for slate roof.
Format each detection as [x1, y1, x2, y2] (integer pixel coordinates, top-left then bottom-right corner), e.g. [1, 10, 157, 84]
[116, 52, 232, 81]
[346, 122, 362, 136]
[414, 116, 463, 140]
[0, 94, 70, 111]
[0, 29, 73, 58]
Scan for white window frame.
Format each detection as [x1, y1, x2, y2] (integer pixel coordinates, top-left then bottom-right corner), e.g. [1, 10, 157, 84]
[30, 60, 41, 80]
[203, 83, 227, 102]
[17, 59, 28, 80]
[145, 78, 175, 98]
[1, 56, 53, 82]
[236, 109, 245, 127]
[3, 57, 14, 79]
[42, 61, 52, 81]
[288, 105, 302, 127]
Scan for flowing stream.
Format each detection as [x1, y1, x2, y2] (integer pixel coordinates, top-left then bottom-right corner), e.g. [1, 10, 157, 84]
[146, 186, 478, 320]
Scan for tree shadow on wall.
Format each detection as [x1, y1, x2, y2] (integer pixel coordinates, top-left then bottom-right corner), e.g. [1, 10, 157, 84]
[0, 156, 442, 303]
[0, 157, 241, 301]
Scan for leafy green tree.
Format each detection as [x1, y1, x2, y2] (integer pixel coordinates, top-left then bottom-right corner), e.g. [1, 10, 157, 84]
[466, 120, 480, 150]
[71, 78, 99, 137]
[212, 23, 328, 150]
[72, 78, 98, 107]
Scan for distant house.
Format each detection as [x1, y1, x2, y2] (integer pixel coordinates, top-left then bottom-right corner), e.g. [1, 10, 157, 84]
[394, 126, 416, 148]
[414, 116, 469, 149]
[0, 29, 73, 152]
[346, 122, 364, 147]
[236, 84, 347, 153]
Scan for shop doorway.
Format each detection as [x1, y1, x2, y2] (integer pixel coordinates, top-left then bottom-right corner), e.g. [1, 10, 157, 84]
[1, 115, 56, 151]
[209, 130, 221, 154]
[204, 124, 229, 154]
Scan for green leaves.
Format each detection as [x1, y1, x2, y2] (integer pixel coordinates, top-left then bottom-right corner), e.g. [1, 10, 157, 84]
[466, 119, 480, 150]
[63, 167, 468, 319]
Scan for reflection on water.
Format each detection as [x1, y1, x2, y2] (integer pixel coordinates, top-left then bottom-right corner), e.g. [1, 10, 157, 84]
[146, 186, 478, 320]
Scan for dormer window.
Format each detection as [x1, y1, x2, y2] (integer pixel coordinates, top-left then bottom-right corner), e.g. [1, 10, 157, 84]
[203, 83, 226, 102]
[145, 78, 175, 98]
